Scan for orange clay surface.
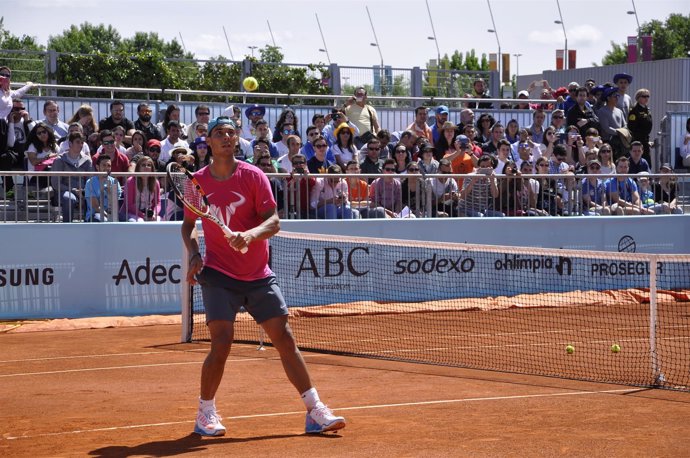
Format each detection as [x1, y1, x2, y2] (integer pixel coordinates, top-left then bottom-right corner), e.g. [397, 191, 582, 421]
[1, 318, 689, 457]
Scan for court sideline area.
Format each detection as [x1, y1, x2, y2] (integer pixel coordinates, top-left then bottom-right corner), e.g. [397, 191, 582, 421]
[1, 323, 688, 457]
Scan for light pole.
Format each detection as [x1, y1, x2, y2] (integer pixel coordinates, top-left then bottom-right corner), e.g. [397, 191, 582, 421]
[486, 0, 501, 91]
[315, 13, 332, 65]
[628, 0, 641, 61]
[425, 0, 442, 95]
[513, 53, 522, 82]
[266, 20, 278, 48]
[555, 0, 568, 69]
[487, 29, 501, 89]
[247, 46, 258, 58]
[366, 5, 385, 94]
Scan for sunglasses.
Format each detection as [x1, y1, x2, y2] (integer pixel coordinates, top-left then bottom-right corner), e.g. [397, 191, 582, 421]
[383, 168, 396, 172]
[12, 107, 24, 112]
[408, 168, 420, 172]
[36, 130, 49, 136]
[395, 150, 407, 154]
[249, 111, 262, 117]
[259, 162, 272, 167]
[292, 161, 306, 165]
[308, 132, 319, 137]
[0, 73, 11, 78]
[149, 147, 161, 152]
[102, 140, 115, 145]
[552, 116, 564, 119]
[198, 112, 210, 116]
[639, 95, 650, 99]
[600, 149, 611, 153]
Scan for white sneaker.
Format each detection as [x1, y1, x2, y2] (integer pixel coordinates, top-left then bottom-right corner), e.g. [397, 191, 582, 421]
[305, 404, 346, 434]
[194, 408, 226, 436]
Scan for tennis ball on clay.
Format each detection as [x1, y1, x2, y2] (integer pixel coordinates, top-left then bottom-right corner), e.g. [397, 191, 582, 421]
[566, 345, 575, 354]
[243, 76, 259, 92]
[611, 344, 621, 353]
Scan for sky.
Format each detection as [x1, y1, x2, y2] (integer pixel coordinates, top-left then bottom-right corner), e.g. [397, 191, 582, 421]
[3, 0, 688, 79]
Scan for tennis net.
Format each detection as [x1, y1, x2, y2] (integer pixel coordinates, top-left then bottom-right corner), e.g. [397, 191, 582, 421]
[182, 231, 690, 391]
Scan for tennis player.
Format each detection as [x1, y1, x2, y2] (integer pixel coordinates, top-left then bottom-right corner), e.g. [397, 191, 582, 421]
[181, 116, 345, 436]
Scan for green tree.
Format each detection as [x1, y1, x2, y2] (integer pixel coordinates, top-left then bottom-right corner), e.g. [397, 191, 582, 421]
[641, 14, 690, 59]
[599, 13, 689, 65]
[48, 23, 122, 54]
[120, 32, 189, 58]
[0, 17, 45, 82]
[599, 41, 628, 66]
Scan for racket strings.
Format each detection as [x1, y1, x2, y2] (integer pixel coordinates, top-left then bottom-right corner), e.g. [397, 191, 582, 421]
[169, 166, 205, 213]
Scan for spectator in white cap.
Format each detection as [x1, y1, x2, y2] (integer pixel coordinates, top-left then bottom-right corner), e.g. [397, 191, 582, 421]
[515, 90, 531, 110]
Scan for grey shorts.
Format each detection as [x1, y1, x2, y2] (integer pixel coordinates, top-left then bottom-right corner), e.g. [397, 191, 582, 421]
[197, 267, 288, 324]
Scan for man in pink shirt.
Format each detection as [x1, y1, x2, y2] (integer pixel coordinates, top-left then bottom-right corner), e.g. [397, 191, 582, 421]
[181, 116, 345, 437]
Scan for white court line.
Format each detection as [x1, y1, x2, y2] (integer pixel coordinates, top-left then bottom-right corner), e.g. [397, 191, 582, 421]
[0, 350, 205, 364]
[0, 356, 277, 378]
[2, 387, 638, 440]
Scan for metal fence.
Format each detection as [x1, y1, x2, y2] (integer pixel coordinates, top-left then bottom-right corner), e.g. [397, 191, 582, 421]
[1, 48, 500, 100]
[1, 171, 686, 223]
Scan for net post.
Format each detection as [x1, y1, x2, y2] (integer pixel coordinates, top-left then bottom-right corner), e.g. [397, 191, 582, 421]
[649, 255, 662, 385]
[181, 236, 191, 343]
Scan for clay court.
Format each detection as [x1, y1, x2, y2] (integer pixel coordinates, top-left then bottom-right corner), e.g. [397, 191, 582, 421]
[1, 319, 689, 457]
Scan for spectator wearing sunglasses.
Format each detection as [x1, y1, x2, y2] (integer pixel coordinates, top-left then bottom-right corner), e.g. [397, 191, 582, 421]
[581, 159, 610, 216]
[0, 66, 35, 120]
[628, 89, 653, 164]
[242, 104, 270, 141]
[329, 123, 359, 169]
[369, 158, 402, 217]
[306, 136, 333, 174]
[359, 138, 384, 178]
[186, 105, 211, 144]
[145, 139, 166, 172]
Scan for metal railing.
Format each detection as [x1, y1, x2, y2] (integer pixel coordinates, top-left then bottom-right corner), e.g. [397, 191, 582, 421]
[1, 171, 686, 223]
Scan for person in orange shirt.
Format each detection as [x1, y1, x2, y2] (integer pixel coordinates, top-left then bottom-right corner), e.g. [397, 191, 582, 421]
[406, 106, 433, 143]
[346, 159, 387, 219]
[444, 135, 475, 188]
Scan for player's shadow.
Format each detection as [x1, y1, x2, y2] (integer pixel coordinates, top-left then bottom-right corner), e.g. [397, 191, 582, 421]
[88, 431, 341, 457]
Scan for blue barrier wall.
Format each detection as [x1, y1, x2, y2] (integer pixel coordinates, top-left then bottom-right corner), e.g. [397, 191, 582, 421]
[0, 216, 687, 319]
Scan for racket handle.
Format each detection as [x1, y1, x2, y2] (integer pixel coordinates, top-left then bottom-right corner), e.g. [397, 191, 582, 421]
[221, 226, 248, 254]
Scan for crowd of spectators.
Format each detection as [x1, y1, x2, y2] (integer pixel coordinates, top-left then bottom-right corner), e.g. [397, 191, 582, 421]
[0, 65, 687, 220]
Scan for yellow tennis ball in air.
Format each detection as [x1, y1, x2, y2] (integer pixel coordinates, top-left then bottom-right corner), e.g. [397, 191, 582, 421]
[243, 76, 259, 92]
[611, 344, 621, 353]
[566, 345, 575, 354]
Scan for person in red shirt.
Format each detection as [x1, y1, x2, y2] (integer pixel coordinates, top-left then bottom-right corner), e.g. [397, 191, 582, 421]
[181, 116, 345, 437]
[91, 130, 130, 184]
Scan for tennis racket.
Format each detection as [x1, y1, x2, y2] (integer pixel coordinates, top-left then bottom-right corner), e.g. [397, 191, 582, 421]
[166, 162, 248, 254]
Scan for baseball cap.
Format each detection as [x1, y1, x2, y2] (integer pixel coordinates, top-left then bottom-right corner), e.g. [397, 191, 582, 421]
[146, 139, 161, 149]
[436, 105, 449, 115]
[455, 134, 470, 146]
[517, 90, 529, 98]
[208, 116, 237, 136]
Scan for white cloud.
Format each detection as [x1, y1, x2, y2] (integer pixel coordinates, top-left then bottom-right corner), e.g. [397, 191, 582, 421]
[568, 25, 603, 46]
[528, 24, 602, 47]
